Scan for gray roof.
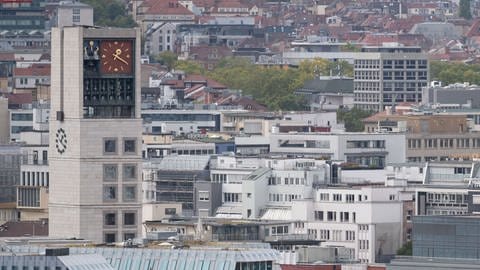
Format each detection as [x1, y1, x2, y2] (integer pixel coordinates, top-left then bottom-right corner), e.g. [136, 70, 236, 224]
[296, 77, 353, 94]
[6, 246, 280, 270]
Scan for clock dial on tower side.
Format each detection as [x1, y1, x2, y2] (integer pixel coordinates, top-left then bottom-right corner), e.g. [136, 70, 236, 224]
[55, 128, 67, 154]
[100, 40, 133, 75]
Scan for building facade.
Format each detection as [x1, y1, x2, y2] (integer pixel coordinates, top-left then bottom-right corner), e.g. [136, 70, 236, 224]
[353, 45, 429, 111]
[49, 27, 142, 243]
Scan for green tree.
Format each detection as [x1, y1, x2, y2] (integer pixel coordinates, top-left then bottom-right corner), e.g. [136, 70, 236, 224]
[459, 0, 472, 19]
[430, 61, 480, 85]
[155, 51, 178, 71]
[80, 0, 136, 27]
[397, 241, 412, 256]
[341, 43, 360, 52]
[337, 107, 373, 132]
[175, 60, 204, 75]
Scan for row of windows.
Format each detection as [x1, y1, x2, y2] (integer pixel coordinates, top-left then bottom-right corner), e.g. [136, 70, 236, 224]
[103, 184, 137, 202]
[104, 138, 137, 155]
[105, 232, 137, 243]
[346, 140, 385, 149]
[103, 164, 137, 181]
[318, 193, 368, 202]
[269, 193, 301, 202]
[21, 171, 49, 187]
[408, 138, 480, 149]
[314, 210, 356, 222]
[174, 149, 214, 155]
[104, 211, 136, 227]
[11, 113, 33, 121]
[267, 176, 306, 186]
[223, 192, 241, 203]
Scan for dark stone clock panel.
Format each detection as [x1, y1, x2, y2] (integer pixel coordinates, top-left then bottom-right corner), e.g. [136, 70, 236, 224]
[82, 39, 135, 119]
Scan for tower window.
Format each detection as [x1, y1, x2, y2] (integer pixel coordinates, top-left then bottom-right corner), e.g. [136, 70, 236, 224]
[104, 138, 117, 154]
[103, 185, 117, 201]
[123, 212, 136, 226]
[123, 138, 136, 154]
[104, 213, 116, 226]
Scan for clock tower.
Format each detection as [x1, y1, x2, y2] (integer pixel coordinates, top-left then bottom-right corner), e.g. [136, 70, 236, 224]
[49, 27, 142, 243]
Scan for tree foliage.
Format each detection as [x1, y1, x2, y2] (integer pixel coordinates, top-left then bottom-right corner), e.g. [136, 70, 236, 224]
[206, 58, 305, 111]
[337, 107, 373, 132]
[459, 0, 472, 20]
[430, 61, 480, 85]
[170, 57, 353, 111]
[155, 51, 178, 71]
[397, 241, 412, 256]
[80, 0, 136, 27]
[175, 60, 205, 75]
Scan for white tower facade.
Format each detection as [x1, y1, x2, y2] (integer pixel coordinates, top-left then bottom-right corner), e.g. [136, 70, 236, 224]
[49, 27, 142, 243]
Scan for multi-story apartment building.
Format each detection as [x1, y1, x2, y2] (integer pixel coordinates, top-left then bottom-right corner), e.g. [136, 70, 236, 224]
[9, 103, 49, 142]
[50, 0, 94, 28]
[292, 186, 411, 263]
[353, 45, 429, 111]
[143, 155, 211, 216]
[209, 154, 412, 263]
[142, 109, 222, 134]
[364, 113, 480, 162]
[144, 22, 178, 56]
[415, 161, 480, 216]
[49, 27, 142, 243]
[17, 129, 49, 221]
[269, 132, 406, 167]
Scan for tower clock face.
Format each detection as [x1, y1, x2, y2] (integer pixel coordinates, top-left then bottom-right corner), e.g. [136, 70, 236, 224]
[55, 128, 68, 154]
[100, 40, 133, 74]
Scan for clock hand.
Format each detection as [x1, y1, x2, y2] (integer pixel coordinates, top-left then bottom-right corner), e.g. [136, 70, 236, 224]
[113, 53, 129, 65]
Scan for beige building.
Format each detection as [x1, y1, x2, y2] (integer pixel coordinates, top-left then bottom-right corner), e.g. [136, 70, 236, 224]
[49, 27, 142, 243]
[364, 113, 480, 162]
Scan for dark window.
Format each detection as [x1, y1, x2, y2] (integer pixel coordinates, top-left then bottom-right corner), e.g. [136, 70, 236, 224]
[124, 233, 136, 241]
[124, 212, 136, 225]
[105, 233, 116, 243]
[165, 208, 176, 215]
[104, 213, 116, 226]
[104, 138, 117, 154]
[124, 139, 136, 153]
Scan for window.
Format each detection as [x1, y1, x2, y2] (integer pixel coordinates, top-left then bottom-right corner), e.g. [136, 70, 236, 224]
[123, 185, 136, 201]
[124, 139, 136, 154]
[103, 185, 117, 201]
[124, 212, 136, 226]
[103, 164, 118, 181]
[123, 164, 137, 180]
[104, 213, 116, 226]
[165, 208, 176, 215]
[199, 191, 210, 201]
[124, 233, 136, 241]
[104, 138, 117, 154]
[105, 233, 116, 243]
[314, 211, 324, 220]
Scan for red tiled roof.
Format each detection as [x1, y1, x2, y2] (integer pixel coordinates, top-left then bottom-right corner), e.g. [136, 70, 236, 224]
[216, 0, 248, 8]
[0, 53, 15, 62]
[0, 220, 48, 237]
[14, 64, 50, 77]
[5, 93, 33, 105]
[143, 0, 194, 15]
[206, 79, 226, 89]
